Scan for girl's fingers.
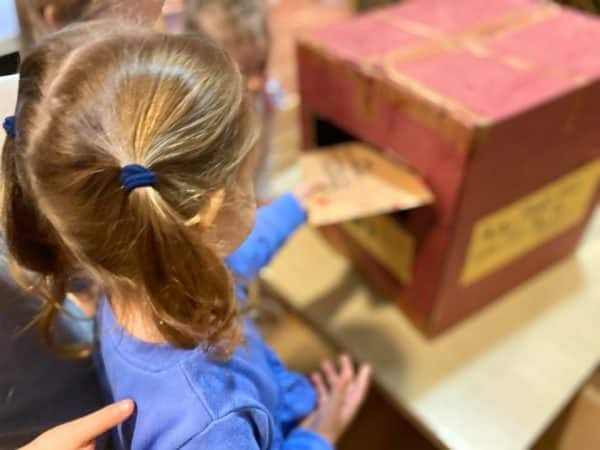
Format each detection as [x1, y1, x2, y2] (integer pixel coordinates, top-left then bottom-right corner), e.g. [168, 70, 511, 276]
[312, 372, 329, 403]
[329, 379, 351, 411]
[355, 364, 372, 397]
[344, 364, 372, 416]
[294, 178, 328, 202]
[328, 360, 352, 408]
[321, 360, 338, 389]
[338, 354, 354, 385]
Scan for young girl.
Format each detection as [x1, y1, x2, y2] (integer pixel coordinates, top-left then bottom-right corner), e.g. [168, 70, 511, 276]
[185, 0, 279, 203]
[3, 20, 370, 450]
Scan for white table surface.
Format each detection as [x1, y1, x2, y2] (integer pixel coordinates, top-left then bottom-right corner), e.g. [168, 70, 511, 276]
[263, 207, 600, 450]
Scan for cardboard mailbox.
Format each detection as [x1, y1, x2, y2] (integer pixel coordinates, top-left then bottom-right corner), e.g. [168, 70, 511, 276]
[297, 0, 600, 335]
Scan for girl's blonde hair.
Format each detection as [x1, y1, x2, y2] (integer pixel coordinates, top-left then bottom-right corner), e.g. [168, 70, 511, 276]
[2, 20, 258, 358]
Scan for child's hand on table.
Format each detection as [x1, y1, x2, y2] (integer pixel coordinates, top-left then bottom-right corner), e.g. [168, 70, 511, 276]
[301, 354, 372, 444]
[20, 400, 134, 450]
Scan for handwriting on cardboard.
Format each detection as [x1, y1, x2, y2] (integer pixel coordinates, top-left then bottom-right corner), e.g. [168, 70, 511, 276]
[301, 142, 433, 226]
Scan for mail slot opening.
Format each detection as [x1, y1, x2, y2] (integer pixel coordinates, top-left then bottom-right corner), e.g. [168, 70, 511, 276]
[334, 201, 436, 292]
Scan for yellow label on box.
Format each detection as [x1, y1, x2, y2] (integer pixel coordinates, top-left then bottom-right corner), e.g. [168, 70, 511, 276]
[342, 215, 415, 283]
[461, 160, 600, 286]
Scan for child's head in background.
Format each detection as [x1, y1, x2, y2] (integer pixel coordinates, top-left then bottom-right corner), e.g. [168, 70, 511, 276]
[185, 0, 269, 97]
[15, 0, 165, 52]
[2, 20, 259, 357]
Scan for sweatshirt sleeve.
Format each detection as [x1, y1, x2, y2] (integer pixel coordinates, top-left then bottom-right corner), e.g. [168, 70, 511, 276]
[282, 428, 334, 450]
[226, 193, 307, 282]
[179, 409, 333, 450]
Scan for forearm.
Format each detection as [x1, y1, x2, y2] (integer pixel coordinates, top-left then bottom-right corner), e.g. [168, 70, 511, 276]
[226, 193, 306, 281]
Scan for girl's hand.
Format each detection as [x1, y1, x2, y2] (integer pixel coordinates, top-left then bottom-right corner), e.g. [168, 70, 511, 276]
[301, 354, 372, 444]
[20, 400, 135, 450]
[293, 179, 327, 209]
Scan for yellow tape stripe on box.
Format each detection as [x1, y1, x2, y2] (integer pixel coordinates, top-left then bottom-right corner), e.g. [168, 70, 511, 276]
[461, 160, 600, 286]
[342, 215, 415, 284]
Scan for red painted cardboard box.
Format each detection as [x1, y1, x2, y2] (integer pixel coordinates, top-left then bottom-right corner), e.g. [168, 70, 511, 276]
[297, 0, 600, 335]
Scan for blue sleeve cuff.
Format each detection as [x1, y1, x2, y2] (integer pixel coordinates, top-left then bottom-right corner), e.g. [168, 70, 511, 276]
[226, 193, 306, 282]
[284, 428, 334, 450]
[265, 193, 307, 235]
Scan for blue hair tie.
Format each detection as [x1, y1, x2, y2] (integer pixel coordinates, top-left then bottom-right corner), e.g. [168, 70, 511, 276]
[121, 164, 157, 192]
[3, 116, 15, 139]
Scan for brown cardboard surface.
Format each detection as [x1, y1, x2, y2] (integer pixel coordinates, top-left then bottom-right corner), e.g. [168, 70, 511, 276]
[300, 142, 433, 225]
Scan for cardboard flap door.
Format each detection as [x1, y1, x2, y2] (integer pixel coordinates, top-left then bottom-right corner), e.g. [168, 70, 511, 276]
[301, 142, 434, 226]
[301, 142, 435, 285]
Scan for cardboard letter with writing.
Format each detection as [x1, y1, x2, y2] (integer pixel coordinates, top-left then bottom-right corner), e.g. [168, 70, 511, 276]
[300, 142, 434, 226]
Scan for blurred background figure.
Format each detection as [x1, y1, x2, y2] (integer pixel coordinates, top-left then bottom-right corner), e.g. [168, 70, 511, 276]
[186, 0, 282, 203]
[15, 0, 164, 53]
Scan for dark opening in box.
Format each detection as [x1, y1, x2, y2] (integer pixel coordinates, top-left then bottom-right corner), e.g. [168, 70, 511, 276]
[314, 116, 355, 147]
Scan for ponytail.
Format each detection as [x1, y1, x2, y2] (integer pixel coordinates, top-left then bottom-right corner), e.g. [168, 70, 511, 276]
[128, 189, 241, 356]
